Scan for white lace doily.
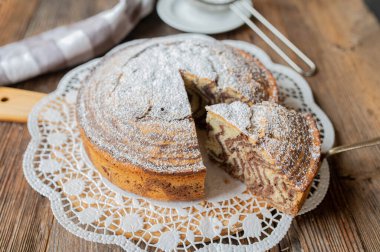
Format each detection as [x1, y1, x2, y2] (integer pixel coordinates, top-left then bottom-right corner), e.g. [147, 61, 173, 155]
[23, 37, 335, 251]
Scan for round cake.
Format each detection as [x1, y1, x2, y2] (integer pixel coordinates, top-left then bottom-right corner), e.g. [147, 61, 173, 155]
[76, 34, 278, 201]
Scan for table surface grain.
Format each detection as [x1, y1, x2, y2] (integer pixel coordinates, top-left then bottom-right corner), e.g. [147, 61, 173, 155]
[0, 0, 379, 251]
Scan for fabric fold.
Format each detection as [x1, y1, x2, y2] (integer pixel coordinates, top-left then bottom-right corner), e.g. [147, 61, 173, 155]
[0, 0, 154, 85]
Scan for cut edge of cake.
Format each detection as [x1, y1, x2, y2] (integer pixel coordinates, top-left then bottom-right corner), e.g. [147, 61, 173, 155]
[77, 35, 279, 202]
[205, 101, 321, 216]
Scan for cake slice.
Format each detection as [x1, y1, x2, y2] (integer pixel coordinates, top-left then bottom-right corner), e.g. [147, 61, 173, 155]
[77, 35, 278, 201]
[205, 101, 321, 215]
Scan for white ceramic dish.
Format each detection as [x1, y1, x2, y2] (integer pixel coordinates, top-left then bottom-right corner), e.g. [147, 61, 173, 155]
[157, 0, 252, 34]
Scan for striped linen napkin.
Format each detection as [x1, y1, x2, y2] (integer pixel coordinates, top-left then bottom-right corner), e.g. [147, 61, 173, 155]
[0, 0, 154, 85]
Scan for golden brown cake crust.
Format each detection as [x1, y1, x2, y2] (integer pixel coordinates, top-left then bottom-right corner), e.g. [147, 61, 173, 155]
[233, 48, 278, 103]
[301, 114, 322, 191]
[80, 128, 206, 201]
[76, 34, 278, 201]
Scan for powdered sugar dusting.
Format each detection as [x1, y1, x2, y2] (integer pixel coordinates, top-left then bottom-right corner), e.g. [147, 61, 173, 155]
[77, 34, 272, 173]
[207, 101, 321, 190]
[206, 102, 251, 132]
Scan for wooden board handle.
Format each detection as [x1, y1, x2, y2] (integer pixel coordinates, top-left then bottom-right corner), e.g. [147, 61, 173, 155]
[0, 87, 46, 123]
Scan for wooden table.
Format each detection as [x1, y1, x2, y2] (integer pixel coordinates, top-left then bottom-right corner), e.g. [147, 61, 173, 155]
[0, 0, 379, 251]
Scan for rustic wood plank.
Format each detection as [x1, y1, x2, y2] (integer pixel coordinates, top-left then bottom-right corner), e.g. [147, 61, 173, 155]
[258, 0, 380, 251]
[0, 123, 53, 252]
[0, 0, 120, 252]
[0, 0, 40, 44]
[45, 221, 123, 252]
[0, 0, 379, 251]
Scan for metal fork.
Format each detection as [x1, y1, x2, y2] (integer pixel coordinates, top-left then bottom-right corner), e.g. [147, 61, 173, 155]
[323, 137, 380, 159]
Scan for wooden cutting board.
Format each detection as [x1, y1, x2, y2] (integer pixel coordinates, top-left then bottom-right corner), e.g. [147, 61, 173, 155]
[0, 87, 46, 123]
